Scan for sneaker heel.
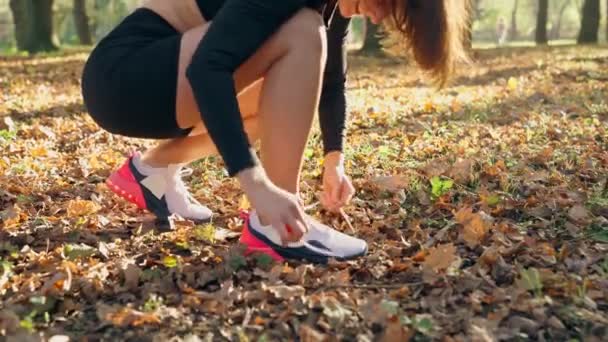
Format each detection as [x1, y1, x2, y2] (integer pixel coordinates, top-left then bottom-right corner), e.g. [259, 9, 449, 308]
[240, 224, 284, 262]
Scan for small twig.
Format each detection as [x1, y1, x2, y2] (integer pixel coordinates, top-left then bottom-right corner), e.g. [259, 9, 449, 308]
[314, 282, 423, 293]
[242, 307, 252, 327]
[339, 209, 356, 234]
[423, 222, 457, 249]
[304, 201, 319, 212]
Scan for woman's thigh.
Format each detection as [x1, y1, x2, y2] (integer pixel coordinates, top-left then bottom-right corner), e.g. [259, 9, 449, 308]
[175, 8, 321, 130]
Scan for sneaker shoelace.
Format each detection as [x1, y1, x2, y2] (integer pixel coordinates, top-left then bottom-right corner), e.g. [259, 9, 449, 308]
[171, 167, 203, 208]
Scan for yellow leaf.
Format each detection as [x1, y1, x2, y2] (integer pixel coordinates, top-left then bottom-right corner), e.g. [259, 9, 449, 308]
[194, 224, 216, 243]
[507, 77, 518, 91]
[238, 195, 250, 211]
[423, 243, 457, 272]
[450, 98, 462, 112]
[66, 200, 100, 217]
[30, 146, 49, 158]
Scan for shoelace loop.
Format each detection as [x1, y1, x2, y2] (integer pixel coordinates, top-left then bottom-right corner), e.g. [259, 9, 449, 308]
[171, 167, 203, 207]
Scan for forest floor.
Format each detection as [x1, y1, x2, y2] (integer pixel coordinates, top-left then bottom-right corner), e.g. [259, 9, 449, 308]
[0, 45, 607, 341]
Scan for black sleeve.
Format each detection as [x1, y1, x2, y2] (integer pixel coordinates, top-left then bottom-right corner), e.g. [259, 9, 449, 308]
[186, 0, 306, 177]
[318, 11, 350, 155]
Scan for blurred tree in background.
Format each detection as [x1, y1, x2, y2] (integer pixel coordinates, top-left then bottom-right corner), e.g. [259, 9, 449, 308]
[536, 0, 549, 44]
[9, 0, 57, 53]
[361, 18, 383, 55]
[73, 0, 92, 45]
[578, 0, 600, 42]
[0, 0, 606, 54]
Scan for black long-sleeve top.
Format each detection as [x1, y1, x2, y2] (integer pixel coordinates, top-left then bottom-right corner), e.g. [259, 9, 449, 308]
[188, 0, 349, 176]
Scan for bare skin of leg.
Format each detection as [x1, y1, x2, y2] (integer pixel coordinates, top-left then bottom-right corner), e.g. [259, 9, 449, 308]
[142, 9, 327, 196]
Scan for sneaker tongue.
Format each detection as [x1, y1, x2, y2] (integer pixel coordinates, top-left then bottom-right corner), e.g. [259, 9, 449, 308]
[167, 164, 185, 179]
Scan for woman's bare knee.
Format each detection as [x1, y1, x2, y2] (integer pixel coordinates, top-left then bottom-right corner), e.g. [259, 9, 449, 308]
[278, 9, 326, 57]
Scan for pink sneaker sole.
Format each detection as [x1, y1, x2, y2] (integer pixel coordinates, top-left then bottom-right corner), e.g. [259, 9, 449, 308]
[239, 217, 284, 262]
[106, 161, 147, 210]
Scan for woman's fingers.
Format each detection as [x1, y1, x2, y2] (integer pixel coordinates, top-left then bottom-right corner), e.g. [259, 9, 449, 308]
[330, 181, 341, 203]
[338, 180, 355, 207]
[323, 186, 339, 211]
[271, 218, 290, 245]
[285, 216, 306, 242]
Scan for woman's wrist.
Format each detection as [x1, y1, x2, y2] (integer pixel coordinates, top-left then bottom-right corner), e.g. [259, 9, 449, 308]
[324, 151, 344, 169]
[237, 166, 270, 193]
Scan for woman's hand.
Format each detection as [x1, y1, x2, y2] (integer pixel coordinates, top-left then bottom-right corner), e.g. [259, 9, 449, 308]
[321, 152, 355, 212]
[238, 166, 308, 244]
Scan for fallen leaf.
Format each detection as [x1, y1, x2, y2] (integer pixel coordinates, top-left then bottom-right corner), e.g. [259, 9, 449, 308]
[63, 243, 96, 260]
[381, 316, 413, 342]
[299, 324, 328, 342]
[515, 268, 543, 294]
[423, 243, 457, 272]
[455, 207, 491, 247]
[0, 309, 20, 335]
[96, 304, 160, 327]
[568, 204, 589, 222]
[265, 284, 305, 299]
[507, 77, 518, 91]
[162, 256, 178, 268]
[122, 263, 141, 290]
[449, 159, 473, 183]
[239, 195, 250, 211]
[373, 175, 409, 192]
[0, 204, 22, 229]
[66, 199, 100, 217]
[48, 336, 70, 342]
[1, 116, 16, 131]
[194, 224, 216, 243]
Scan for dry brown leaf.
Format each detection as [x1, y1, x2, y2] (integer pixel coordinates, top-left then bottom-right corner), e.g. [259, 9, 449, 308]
[41, 272, 67, 295]
[0, 310, 20, 335]
[96, 304, 160, 327]
[299, 324, 328, 342]
[122, 263, 141, 290]
[423, 243, 457, 272]
[455, 207, 492, 248]
[265, 284, 305, 299]
[568, 204, 589, 222]
[449, 158, 474, 183]
[66, 199, 100, 217]
[0, 204, 22, 229]
[372, 175, 409, 192]
[421, 159, 451, 177]
[381, 316, 414, 342]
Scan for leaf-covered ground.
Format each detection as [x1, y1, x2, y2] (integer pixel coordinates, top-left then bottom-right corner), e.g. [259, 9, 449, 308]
[1, 46, 608, 341]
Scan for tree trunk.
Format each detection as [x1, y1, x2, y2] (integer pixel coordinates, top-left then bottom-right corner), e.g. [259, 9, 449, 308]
[536, 0, 549, 44]
[9, 0, 31, 51]
[464, 0, 478, 49]
[73, 0, 93, 45]
[361, 18, 383, 55]
[10, 0, 58, 53]
[577, 0, 600, 43]
[551, 0, 572, 39]
[509, 0, 520, 40]
[30, 0, 57, 52]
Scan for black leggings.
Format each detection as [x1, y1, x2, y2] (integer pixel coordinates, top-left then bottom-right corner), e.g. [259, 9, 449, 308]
[82, 8, 192, 139]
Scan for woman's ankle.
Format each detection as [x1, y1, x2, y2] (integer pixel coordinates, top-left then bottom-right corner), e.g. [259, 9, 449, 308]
[140, 150, 170, 168]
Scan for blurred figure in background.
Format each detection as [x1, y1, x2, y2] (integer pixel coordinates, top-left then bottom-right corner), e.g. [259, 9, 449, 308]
[496, 16, 507, 46]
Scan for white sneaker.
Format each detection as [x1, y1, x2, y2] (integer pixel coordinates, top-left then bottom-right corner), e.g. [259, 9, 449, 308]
[239, 210, 367, 263]
[165, 165, 213, 221]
